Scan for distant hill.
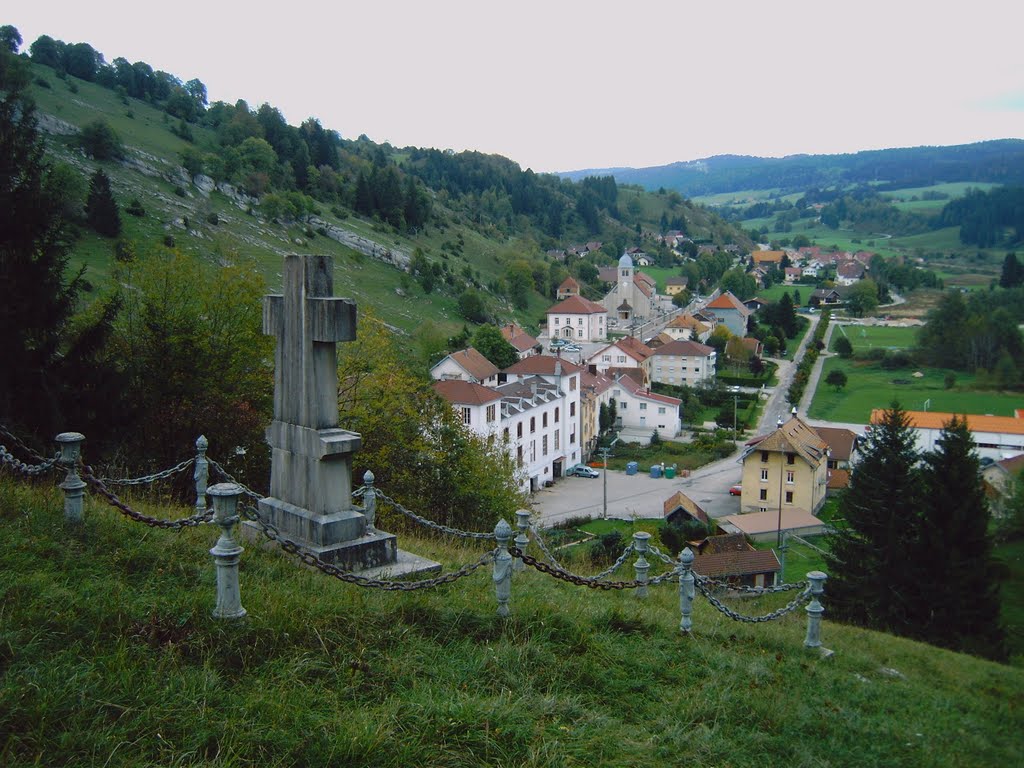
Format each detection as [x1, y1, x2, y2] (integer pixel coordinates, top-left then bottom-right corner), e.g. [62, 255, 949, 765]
[561, 140, 1024, 196]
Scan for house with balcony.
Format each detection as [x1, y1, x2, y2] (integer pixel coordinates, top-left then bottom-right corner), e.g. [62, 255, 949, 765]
[430, 347, 500, 385]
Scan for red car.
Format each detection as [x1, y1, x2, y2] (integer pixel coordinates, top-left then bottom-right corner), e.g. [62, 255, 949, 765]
[729, 484, 742, 496]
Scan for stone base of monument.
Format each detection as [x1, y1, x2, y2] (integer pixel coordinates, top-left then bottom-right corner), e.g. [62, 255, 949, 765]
[251, 497, 441, 577]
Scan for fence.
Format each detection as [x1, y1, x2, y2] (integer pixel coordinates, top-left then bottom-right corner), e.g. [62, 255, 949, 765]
[0, 424, 830, 653]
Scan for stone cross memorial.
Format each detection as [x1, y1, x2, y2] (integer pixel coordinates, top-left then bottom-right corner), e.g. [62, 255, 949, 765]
[258, 254, 438, 576]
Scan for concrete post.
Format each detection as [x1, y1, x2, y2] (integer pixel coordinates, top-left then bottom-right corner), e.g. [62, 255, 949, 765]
[208, 483, 247, 620]
[513, 509, 531, 572]
[493, 519, 513, 618]
[678, 547, 695, 634]
[804, 570, 827, 649]
[193, 435, 209, 513]
[56, 432, 86, 523]
[362, 470, 376, 533]
[633, 531, 651, 599]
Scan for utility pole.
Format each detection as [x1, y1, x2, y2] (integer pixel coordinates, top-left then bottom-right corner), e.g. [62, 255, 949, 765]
[598, 437, 619, 520]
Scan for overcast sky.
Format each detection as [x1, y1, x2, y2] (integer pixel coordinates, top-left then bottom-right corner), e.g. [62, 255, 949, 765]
[8, 1, 1024, 173]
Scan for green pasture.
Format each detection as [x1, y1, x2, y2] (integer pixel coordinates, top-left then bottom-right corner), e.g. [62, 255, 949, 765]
[808, 356, 1023, 423]
[878, 181, 999, 201]
[830, 324, 917, 351]
[756, 283, 815, 304]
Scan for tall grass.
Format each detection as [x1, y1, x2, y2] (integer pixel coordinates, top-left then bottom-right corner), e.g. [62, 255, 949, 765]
[2, 477, 1022, 767]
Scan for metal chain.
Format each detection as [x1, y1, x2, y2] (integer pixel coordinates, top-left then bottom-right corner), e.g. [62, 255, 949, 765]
[593, 543, 636, 580]
[0, 444, 59, 476]
[98, 458, 194, 486]
[511, 547, 678, 591]
[647, 544, 681, 566]
[241, 504, 494, 590]
[528, 525, 568, 571]
[374, 490, 494, 540]
[0, 425, 49, 462]
[80, 465, 215, 529]
[208, 460, 264, 501]
[695, 576, 811, 623]
[697, 574, 809, 595]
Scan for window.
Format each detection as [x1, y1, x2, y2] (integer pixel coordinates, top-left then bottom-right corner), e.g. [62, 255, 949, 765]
[613, 389, 621, 397]
[602, 355, 611, 362]
[578, 329, 584, 338]
[554, 431, 559, 450]
[759, 506, 768, 513]
[503, 427, 509, 441]
[517, 423, 523, 439]
[555, 407, 560, 423]
[640, 402, 647, 410]
[542, 435, 548, 456]
[570, 430, 576, 444]
[761, 451, 768, 463]
[577, 318, 583, 326]
[570, 402, 576, 417]
[786, 471, 795, 484]
[543, 413, 548, 428]
[461, 407, 471, 425]
[760, 489, 768, 501]
[569, 376, 577, 391]
[658, 407, 666, 414]
[517, 446, 523, 466]
[761, 469, 769, 481]
[530, 441, 536, 462]
[617, 355, 627, 363]
[554, 317, 560, 325]
[530, 417, 536, 433]
[785, 491, 794, 504]
[786, 453, 795, 465]
[620, 401, 627, 410]
[486, 404, 496, 423]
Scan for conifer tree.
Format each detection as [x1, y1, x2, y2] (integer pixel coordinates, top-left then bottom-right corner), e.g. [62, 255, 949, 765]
[914, 416, 1005, 659]
[826, 403, 923, 635]
[85, 169, 121, 237]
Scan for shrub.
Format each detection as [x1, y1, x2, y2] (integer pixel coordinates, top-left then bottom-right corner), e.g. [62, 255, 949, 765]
[163, 234, 175, 248]
[589, 531, 626, 566]
[206, 212, 219, 226]
[126, 199, 145, 217]
[174, 186, 186, 198]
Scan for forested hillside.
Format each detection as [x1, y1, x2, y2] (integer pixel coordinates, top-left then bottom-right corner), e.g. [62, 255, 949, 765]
[561, 141, 1024, 197]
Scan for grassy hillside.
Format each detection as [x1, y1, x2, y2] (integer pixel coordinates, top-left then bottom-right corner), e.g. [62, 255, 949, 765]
[2, 477, 1022, 767]
[24, 61, 748, 341]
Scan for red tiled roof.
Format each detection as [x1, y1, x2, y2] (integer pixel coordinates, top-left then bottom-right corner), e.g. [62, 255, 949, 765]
[547, 295, 608, 315]
[692, 549, 781, 579]
[500, 323, 538, 353]
[652, 339, 714, 358]
[663, 491, 710, 524]
[504, 354, 582, 376]
[445, 348, 499, 382]
[706, 291, 751, 315]
[557, 276, 579, 292]
[814, 426, 858, 462]
[432, 380, 502, 406]
[616, 335, 655, 360]
[615, 374, 681, 406]
[827, 468, 850, 490]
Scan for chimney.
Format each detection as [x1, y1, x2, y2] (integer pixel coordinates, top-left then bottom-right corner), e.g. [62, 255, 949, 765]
[555, 360, 562, 377]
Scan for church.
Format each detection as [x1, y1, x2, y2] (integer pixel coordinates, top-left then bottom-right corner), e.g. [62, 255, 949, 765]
[601, 252, 660, 325]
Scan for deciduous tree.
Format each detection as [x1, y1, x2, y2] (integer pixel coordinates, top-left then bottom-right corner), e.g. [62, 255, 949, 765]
[471, 325, 519, 369]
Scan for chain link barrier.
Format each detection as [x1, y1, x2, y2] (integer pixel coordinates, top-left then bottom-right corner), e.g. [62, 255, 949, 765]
[528, 525, 569, 571]
[511, 547, 679, 591]
[374, 490, 495, 541]
[697, 574, 809, 595]
[208, 461, 265, 502]
[525, 527, 636, 582]
[0, 444, 59, 476]
[80, 465, 215, 529]
[241, 504, 494, 591]
[694, 575, 811, 623]
[97, 458, 195, 486]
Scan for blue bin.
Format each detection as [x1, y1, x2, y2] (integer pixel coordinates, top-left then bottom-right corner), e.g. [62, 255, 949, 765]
[626, 461, 638, 476]
[649, 465, 662, 479]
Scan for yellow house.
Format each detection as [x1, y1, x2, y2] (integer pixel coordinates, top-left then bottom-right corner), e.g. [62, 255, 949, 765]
[738, 415, 829, 516]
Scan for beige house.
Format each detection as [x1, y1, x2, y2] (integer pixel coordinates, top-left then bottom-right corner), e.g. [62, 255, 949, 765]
[650, 339, 716, 387]
[586, 337, 654, 384]
[430, 347, 499, 386]
[664, 313, 713, 343]
[580, 369, 614, 459]
[738, 416, 829, 516]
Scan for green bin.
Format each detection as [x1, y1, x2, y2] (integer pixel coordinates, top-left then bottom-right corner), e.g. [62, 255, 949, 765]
[665, 466, 676, 479]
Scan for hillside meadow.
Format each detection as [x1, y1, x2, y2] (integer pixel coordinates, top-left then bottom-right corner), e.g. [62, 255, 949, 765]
[2, 477, 1023, 767]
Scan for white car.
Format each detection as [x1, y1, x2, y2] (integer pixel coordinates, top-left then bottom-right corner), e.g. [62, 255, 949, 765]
[570, 465, 600, 478]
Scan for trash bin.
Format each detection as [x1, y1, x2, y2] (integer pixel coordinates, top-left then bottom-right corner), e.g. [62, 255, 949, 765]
[626, 461, 638, 476]
[649, 465, 662, 479]
[664, 466, 676, 479]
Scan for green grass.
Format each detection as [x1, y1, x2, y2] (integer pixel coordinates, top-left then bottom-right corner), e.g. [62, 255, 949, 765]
[808, 357, 1023, 422]
[830, 324, 917, 351]
[755, 283, 815, 304]
[995, 538, 1024, 666]
[2, 478, 1023, 767]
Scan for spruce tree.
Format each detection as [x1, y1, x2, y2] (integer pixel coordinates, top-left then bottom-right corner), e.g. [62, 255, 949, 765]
[826, 403, 923, 635]
[85, 169, 121, 237]
[915, 416, 1005, 659]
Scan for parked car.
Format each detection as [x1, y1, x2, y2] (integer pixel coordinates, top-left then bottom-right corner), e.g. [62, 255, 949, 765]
[550, 338, 569, 348]
[564, 344, 583, 353]
[571, 465, 600, 478]
[729, 484, 742, 496]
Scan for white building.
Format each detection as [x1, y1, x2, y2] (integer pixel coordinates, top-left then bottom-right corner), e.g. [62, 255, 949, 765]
[870, 409, 1024, 462]
[545, 295, 608, 342]
[430, 347, 499, 385]
[611, 374, 682, 437]
[602, 253, 660, 324]
[650, 339, 716, 387]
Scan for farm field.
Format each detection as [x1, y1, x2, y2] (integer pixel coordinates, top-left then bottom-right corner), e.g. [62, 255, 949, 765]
[809, 356, 1022, 423]
[830, 324, 917, 351]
